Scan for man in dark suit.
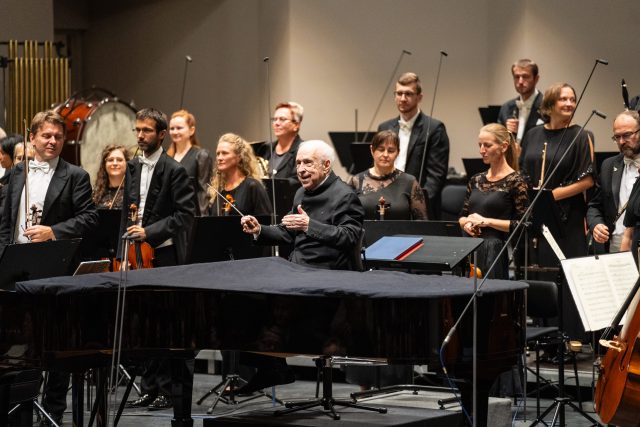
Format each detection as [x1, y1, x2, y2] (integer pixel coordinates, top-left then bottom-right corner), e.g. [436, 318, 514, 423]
[121, 108, 195, 411]
[497, 59, 543, 142]
[377, 72, 449, 219]
[0, 110, 99, 425]
[588, 110, 640, 252]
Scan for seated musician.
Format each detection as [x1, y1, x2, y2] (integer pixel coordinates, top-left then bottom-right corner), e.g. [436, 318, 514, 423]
[207, 133, 271, 216]
[0, 110, 98, 425]
[239, 139, 365, 393]
[347, 130, 427, 220]
[92, 144, 130, 209]
[459, 124, 528, 279]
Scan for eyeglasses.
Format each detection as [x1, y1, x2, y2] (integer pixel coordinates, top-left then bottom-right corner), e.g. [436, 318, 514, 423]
[133, 127, 156, 135]
[394, 91, 417, 98]
[611, 129, 640, 142]
[271, 117, 294, 124]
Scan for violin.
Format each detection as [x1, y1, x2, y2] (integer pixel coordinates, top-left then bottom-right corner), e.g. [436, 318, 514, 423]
[223, 194, 235, 216]
[594, 275, 640, 426]
[112, 203, 155, 270]
[377, 196, 390, 221]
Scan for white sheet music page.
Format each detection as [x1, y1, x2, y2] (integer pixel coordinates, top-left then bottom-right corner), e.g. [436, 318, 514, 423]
[561, 252, 638, 332]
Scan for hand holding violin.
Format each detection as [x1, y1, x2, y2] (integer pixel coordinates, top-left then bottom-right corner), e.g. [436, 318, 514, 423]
[126, 224, 147, 241]
[23, 225, 55, 242]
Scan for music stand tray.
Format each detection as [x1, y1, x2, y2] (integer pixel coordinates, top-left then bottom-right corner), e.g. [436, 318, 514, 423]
[262, 178, 299, 218]
[363, 220, 460, 247]
[350, 143, 373, 175]
[0, 239, 82, 290]
[328, 131, 374, 172]
[188, 215, 272, 264]
[364, 235, 482, 271]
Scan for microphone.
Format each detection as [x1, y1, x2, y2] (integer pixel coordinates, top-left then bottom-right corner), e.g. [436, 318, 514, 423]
[593, 109, 607, 119]
[440, 50, 448, 57]
[263, 57, 269, 62]
[179, 54, 193, 109]
[361, 49, 413, 146]
[596, 58, 609, 65]
[622, 79, 630, 110]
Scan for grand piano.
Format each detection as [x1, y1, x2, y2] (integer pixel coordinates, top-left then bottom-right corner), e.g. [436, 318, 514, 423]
[0, 256, 527, 426]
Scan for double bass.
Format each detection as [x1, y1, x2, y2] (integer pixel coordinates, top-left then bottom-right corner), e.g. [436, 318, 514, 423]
[594, 275, 640, 426]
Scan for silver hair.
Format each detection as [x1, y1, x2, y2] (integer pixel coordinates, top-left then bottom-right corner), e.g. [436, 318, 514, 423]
[299, 139, 335, 165]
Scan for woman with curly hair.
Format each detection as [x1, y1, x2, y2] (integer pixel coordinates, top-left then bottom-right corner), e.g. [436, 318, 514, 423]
[207, 133, 271, 216]
[92, 144, 130, 209]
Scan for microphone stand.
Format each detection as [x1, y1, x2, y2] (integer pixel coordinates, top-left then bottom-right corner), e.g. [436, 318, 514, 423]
[417, 50, 448, 187]
[361, 49, 411, 144]
[179, 55, 193, 109]
[440, 110, 606, 427]
[263, 57, 279, 257]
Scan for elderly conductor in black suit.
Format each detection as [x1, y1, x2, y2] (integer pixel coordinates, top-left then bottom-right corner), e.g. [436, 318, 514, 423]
[377, 72, 449, 219]
[238, 139, 365, 393]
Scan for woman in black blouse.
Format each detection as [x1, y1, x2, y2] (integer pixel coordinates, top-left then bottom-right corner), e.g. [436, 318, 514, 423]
[92, 144, 130, 209]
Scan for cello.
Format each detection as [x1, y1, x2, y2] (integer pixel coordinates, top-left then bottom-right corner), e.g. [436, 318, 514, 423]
[594, 274, 640, 426]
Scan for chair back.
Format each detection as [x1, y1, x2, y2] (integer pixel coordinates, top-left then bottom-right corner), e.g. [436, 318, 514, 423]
[525, 280, 558, 320]
[439, 185, 467, 221]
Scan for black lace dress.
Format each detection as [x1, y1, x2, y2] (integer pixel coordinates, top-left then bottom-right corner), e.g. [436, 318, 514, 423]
[461, 171, 528, 279]
[94, 186, 124, 209]
[347, 169, 427, 220]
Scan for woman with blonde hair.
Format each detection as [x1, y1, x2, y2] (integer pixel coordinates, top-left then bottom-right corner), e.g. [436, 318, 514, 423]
[168, 109, 213, 215]
[208, 133, 271, 216]
[459, 123, 528, 279]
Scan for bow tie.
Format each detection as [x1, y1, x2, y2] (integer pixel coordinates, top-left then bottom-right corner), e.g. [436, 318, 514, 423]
[399, 120, 411, 132]
[623, 156, 640, 169]
[29, 161, 50, 173]
[139, 157, 156, 168]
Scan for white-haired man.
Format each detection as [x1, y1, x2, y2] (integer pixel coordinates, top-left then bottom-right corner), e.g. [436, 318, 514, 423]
[238, 140, 364, 393]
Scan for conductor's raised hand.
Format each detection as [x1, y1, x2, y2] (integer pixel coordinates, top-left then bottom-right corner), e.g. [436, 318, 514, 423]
[281, 205, 309, 232]
[241, 215, 261, 234]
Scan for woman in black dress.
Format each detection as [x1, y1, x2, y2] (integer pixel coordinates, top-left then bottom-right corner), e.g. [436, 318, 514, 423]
[519, 82, 595, 339]
[168, 110, 213, 215]
[347, 130, 427, 220]
[459, 124, 528, 279]
[92, 144, 130, 209]
[208, 133, 271, 216]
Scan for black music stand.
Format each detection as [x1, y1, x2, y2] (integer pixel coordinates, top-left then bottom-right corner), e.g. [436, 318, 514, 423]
[363, 220, 460, 247]
[462, 158, 486, 179]
[0, 239, 81, 290]
[262, 178, 299, 219]
[478, 105, 501, 125]
[188, 215, 272, 264]
[328, 131, 374, 173]
[349, 142, 373, 174]
[80, 209, 122, 261]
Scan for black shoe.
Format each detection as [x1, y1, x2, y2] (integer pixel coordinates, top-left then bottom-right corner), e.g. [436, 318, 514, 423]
[148, 395, 173, 411]
[126, 393, 155, 408]
[234, 368, 295, 395]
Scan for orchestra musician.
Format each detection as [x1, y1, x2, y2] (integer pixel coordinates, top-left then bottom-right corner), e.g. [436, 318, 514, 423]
[92, 144, 130, 209]
[497, 59, 544, 142]
[378, 72, 450, 220]
[459, 123, 528, 279]
[257, 101, 304, 183]
[0, 110, 99, 425]
[120, 107, 195, 411]
[0, 134, 24, 221]
[207, 133, 271, 216]
[519, 82, 595, 340]
[12, 141, 35, 163]
[347, 130, 427, 220]
[238, 139, 365, 394]
[589, 110, 640, 253]
[168, 109, 213, 215]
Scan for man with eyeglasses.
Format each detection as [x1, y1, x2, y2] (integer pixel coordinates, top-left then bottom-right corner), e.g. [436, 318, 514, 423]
[588, 110, 640, 252]
[378, 72, 449, 219]
[497, 59, 543, 142]
[121, 107, 195, 411]
[257, 102, 304, 183]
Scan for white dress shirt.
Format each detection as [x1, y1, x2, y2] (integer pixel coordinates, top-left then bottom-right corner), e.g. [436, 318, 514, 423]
[396, 110, 420, 172]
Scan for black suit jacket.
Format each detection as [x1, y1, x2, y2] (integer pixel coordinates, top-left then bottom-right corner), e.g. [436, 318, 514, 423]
[0, 159, 98, 247]
[119, 151, 195, 265]
[587, 154, 625, 250]
[497, 92, 543, 137]
[378, 113, 449, 219]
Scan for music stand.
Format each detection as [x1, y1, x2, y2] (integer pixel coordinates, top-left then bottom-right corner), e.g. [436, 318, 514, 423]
[478, 105, 501, 125]
[349, 143, 373, 174]
[328, 131, 374, 173]
[262, 178, 299, 219]
[462, 158, 486, 179]
[80, 209, 122, 261]
[0, 239, 81, 290]
[363, 220, 459, 247]
[188, 215, 272, 264]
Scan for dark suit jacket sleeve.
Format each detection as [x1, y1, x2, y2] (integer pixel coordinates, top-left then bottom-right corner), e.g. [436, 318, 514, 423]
[50, 168, 99, 240]
[586, 181, 606, 232]
[497, 99, 516, 126]
[423, 121, 450, 199]
[144, 165, 195, 248]
[305, 190, 364, 250]
[0, 169, 17, 246]
[195, 148, 213, 214]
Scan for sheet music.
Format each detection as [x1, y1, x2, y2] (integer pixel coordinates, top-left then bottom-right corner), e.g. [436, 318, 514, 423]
[561, 252, 638, 332]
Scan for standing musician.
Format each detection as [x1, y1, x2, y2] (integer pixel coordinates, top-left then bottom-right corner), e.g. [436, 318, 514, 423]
[497, 58, 544, 142]
[120, 108, 195, 411]
[589, 111, 640, 253]
[378, 72, 450, 220]
[0, 110, 99, 425]
[519, 82, 595, 341]
[238, 140, 365, 394]
[168, 109, 213, 215]
[92, 144, 130, 209]
[0, 134, 24, 222]
[207, 133, 271, 216]
[257, 101, 304, 183]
